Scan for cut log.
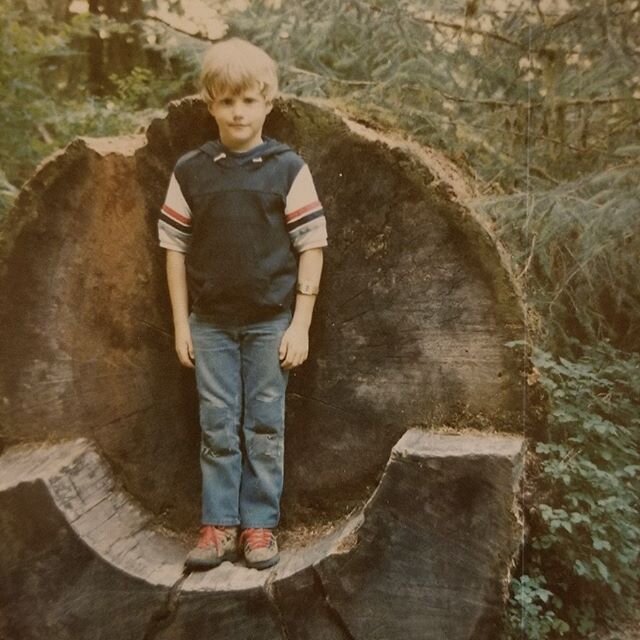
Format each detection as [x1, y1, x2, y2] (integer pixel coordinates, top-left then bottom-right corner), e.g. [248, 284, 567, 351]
[0, 96, 524, 532]
[0, 431, 524, 639]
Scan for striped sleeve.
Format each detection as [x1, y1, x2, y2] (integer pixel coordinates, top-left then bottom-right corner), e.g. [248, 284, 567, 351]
[285, 164, 328, 253]
[158, 173, 192, 253]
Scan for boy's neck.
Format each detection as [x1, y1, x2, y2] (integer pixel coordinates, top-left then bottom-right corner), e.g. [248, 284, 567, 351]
[220, 136, 265, 154]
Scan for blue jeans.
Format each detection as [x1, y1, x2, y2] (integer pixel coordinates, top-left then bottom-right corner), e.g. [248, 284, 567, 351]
[189, 311, 290, 528]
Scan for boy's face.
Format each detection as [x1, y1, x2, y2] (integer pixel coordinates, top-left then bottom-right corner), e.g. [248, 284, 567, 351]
[208, 85, 273, 152]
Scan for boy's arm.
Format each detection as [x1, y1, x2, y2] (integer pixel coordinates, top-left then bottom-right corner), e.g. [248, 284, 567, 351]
[166, 249, 195, 368]
[279, 248, 324, 370]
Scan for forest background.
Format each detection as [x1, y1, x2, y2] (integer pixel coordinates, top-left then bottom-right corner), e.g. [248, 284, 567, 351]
[1, 0, 638, 638]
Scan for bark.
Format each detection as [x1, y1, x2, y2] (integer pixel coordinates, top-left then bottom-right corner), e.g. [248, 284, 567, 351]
[0, 96, 525, 531]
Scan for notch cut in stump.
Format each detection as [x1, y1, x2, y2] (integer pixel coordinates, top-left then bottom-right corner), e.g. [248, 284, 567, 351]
[0, 430, 524, 640]
[0, 95, 524, 533]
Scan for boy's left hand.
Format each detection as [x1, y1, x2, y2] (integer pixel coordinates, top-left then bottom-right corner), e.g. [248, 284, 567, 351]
[279, 323, 309, 369]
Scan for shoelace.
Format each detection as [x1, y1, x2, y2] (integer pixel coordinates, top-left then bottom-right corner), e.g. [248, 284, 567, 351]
[197, 525, 231, 553]
[240, 528, 274, 551]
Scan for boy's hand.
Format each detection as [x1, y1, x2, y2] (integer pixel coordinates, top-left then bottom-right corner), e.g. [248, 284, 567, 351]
[279, 323, 309, 370]
[175, 322, 195, 368]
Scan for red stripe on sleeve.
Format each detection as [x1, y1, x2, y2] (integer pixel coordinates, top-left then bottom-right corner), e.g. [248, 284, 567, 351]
[162, 204, 191, 226]
[285, 200, 322, 223]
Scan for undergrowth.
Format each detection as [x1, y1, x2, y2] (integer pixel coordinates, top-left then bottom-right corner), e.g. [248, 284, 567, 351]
[480, 164, 640, 354]
[506, 344, 640, 639]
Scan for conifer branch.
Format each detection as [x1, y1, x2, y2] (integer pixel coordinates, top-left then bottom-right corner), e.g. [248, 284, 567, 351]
[518, 232, 538, 281]
[143, 13, 218, 42]
[547, 9, 583, 30]
[436, 89, 640, 109]
[563, 96, 640, 106]
[37, 124, 54, 145]
[407, 14, 524, 49]
[455, 118, 612, 158]
[143, 15, 378, 87]
[435, 89, 539, 108]
[546, 0, 627, 29]
[549, 242, 614, 308]
[287, 66, 377, 86]
[529, 165, 562, 185]
[350, 0, 524, 48]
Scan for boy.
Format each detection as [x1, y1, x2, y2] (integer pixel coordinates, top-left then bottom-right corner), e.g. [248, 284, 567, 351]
[158, 38, 326, 571]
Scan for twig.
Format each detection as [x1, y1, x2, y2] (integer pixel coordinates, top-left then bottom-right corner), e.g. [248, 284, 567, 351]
[408, 13, 524, 48]
[436, 88, 640, 109]
[549, 240, 615, 308]
[142, 14, 219, 43]
[435, 88, 541, 108]
[547, 0, 627, 29]
[563, 96, 640, 106]
[529, 165, 562, 185]
[350, 0, 523, 48]
[37, 124, 54, 145]
[518, 232, 538, 281]
[457, 117, 612, 158]
[287, 65, 377, 86]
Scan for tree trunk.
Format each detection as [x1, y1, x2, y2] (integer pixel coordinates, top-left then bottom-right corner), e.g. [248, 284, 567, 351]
[0, 96, 526, 638]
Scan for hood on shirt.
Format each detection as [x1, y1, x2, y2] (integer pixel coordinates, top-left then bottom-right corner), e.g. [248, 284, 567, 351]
[199, 137, 292, 169]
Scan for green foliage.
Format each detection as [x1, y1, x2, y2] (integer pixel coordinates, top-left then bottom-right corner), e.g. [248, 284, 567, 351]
[0, 2, 198, 218]
[508, 574, 570, 640]
[0, 5, 72, 186]
[506, 344, 640, 638]
[109, 65, 184, 109]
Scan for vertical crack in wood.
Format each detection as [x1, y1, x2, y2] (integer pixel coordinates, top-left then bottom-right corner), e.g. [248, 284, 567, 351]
[311, 565, 357, 640]
[141, 570, 190, 640]
[263, 572, 290, 640]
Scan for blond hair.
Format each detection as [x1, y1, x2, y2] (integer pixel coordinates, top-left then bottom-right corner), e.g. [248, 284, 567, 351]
[200, 38, 279, 105]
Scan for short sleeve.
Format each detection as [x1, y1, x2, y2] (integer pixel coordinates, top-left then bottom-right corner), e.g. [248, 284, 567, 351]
[158, 173, 192, 253]
[285, 164, 328, 253]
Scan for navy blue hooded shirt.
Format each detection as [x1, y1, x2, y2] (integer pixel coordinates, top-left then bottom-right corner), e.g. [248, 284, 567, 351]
[159, 137, 327, 324]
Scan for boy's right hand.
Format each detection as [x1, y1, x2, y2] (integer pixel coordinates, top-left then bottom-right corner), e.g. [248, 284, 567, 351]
[174, 322, 195, 368]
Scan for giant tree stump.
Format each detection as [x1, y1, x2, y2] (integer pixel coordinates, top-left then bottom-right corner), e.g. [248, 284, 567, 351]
[0, 96, 526, 639]
[0, 431, 523, 640]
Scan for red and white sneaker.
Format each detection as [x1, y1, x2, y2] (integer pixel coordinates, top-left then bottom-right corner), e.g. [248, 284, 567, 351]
[185, 525, 239, 570]
[240, 528, 279, 570]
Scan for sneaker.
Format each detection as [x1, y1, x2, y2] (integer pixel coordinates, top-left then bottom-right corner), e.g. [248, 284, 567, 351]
[240, 528, 280, 570]
[185, 525, 239, 570]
